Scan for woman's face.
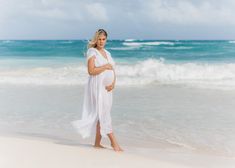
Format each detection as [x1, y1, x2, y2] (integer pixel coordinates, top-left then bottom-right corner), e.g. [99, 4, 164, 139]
[96, 34, 107, 49]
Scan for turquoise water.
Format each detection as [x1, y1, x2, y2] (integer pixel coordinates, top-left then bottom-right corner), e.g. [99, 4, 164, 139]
[0, 40, 235, 89]
[1, 40, 235, 62]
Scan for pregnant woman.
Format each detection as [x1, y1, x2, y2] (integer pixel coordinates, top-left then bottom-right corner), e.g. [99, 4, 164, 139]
[71, 29, 123, 152]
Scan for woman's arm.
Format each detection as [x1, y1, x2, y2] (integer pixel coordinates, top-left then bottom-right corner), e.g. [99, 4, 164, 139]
[87, 56, 112, 75]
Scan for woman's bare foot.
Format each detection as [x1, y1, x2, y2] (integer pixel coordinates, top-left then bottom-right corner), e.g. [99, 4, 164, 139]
[111, 143, 123, 152]
[93, 144, 105, 148]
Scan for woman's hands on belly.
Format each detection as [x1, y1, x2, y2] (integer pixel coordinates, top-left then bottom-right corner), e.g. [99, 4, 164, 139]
[104, 69, 116, 92]
[103, 70, 114, 86]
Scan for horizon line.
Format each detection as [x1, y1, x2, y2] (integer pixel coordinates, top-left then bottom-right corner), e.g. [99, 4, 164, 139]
[0, 39, 234, 41]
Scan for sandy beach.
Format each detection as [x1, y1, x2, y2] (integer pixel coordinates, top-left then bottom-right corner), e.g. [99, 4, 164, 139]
[1, 134, 235, 168]
[0, 134, 190, 168]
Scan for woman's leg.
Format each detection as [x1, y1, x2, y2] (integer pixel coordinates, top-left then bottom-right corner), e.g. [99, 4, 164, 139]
[107, 132, 123, 152]
[94, 120, 105, 148]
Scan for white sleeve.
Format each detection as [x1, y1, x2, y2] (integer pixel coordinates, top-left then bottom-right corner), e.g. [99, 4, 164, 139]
[86, 48, 96, 61]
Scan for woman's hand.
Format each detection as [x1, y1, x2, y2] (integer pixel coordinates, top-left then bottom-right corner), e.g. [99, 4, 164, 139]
[105, 82, 115, 92]
[104, 63, 113, 70]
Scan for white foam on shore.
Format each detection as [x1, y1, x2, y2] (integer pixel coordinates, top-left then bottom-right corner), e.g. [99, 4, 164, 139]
[1, 58, 235, 90]
[116, 58, 235, 90]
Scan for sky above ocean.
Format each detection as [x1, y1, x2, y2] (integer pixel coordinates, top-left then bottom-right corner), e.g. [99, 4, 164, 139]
[0, 0, 235, 40]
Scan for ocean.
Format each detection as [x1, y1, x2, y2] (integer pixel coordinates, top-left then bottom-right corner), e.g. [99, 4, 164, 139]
[1, 40, 235, 89]
[0, 40, 235, 159]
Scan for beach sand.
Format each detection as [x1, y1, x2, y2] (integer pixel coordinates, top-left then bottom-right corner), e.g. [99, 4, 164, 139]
[0, 135, 189, 168]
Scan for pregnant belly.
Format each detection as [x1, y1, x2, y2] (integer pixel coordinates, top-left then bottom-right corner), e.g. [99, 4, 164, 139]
[103, 70, 114, 86]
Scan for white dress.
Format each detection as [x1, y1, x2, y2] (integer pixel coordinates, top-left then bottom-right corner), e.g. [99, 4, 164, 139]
[71, 47, 116, 138]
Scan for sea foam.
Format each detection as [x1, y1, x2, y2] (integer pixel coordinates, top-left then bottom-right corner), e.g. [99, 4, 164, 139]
[1, 58, 235, 90]
[123, 41, 175, 47]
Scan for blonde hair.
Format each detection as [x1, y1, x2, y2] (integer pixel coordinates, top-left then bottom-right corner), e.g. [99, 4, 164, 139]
[87, 29, 108, 49]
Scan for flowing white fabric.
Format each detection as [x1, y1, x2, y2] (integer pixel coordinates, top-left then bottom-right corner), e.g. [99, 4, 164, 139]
[71, 47, 116, 138]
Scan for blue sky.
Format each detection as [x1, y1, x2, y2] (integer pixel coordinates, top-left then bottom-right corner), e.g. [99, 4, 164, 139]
[0, 0, 235, 40]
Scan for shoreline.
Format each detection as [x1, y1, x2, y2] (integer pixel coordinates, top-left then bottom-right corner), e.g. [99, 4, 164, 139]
[0, 134, 190, 168]
[0, 133, 235, 168]
[1, 84, 235, 167]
